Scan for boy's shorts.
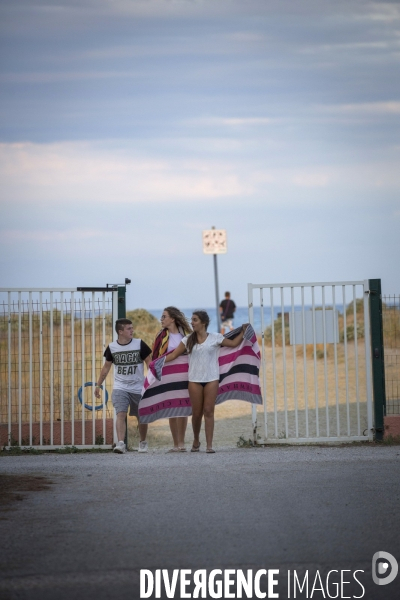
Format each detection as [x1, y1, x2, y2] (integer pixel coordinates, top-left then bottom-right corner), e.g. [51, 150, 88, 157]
[112, 390, 141, 418]
[221, 318, 233, 330]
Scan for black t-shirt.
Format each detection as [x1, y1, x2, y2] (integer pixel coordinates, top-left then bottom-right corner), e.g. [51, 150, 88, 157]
[219, 299, 236, 319]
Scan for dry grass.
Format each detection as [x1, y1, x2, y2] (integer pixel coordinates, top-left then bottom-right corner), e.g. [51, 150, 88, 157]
[0, 308, 161, 425]
[0, 313, 113, 424]
[128, 335, 371, 449]
[2, 303, 399, 447]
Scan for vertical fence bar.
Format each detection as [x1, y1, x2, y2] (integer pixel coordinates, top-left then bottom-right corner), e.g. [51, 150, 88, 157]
[280, 287, 288, 438]
[112, 289, 118, 444]
[248, 285, 257, 440]
[7, 291, 12, 445]
[92, 292, 96, 445]
[342, 286, 350, 436]
[71, 292, 75, 446]
[382, 293, 399, 416]
[29, 292, 33, 445]
[81, 292, 85, 445]
[50, 291, 54, 445]
[364, 280, 373, 439]
[39, 292, 43, 445]
[311, 286, 319, 437]
[270, 287, 278, 438]
[322, 286, 329, 437]
[291, 287, 298, 438]
[260, 288, 267, 440]
[353, 285, 360, 436]
[102, 292, 106, 443]
[332, 286, 340, 436]
[60, 292, 64, 445]
[301, 286, 309, 439]
[18, 291, 22, 445]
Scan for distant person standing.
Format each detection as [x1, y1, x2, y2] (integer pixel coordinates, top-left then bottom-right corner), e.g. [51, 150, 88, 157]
[219, 291, 236, 333]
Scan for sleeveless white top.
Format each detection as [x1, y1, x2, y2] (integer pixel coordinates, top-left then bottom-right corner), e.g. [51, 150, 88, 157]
[167, 332, 183, 352]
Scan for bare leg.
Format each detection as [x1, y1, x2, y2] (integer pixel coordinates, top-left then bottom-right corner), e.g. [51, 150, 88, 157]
[138, 422, 148, 442]
[188, 382, 205, 447]
[168, 418, 179, 449]
[177, 417, 188, 448]
[203, 381, 219, 450]
[116, 411, 127, 442]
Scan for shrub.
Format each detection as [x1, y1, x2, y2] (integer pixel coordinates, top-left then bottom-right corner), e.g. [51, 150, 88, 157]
[126, 308, 160, 348]
[264, 315, 290, 347]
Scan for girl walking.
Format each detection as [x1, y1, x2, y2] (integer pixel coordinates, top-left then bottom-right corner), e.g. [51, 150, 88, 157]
[165, 310, 247, 453]
[152, 306, 192, 452]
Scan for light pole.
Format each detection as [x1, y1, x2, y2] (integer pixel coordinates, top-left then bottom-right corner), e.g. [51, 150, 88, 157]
[202, 227, 227, 332]
[213, 252, 221, 332]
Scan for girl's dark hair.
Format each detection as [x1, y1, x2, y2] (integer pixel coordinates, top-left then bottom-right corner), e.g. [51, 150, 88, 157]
[163, 306, 192, 335]
[186, 310, 209, 354]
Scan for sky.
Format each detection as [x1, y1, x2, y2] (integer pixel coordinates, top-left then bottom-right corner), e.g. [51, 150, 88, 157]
[1, 0, 399, 311]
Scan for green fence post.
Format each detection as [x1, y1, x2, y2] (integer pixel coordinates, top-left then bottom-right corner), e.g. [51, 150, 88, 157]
[117, 285, 126, 319]
[369, 279, 386, 441]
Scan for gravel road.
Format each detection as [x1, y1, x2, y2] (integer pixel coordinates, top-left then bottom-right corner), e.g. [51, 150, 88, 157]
[1, 445, 399, 600]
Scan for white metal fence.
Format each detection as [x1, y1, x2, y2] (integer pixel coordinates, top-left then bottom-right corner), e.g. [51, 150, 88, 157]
[0, 288, 118, 449]
[248, 280, 373, 443]
[383, 294, 400, 415]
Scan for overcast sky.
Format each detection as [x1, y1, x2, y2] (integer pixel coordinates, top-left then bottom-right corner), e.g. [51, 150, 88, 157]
[1, 0, 399, 310]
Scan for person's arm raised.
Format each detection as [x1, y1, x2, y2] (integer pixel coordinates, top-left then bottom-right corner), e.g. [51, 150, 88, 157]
[164, 341, 187, 362]
[220, 324, 249, 348]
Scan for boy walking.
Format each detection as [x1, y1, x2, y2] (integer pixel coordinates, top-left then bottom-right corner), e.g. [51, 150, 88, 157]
[94, 318, 152, 454]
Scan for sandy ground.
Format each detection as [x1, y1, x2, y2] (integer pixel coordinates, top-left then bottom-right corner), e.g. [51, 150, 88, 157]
[127, 397, 370, 451]
[128, 399, 256, 450]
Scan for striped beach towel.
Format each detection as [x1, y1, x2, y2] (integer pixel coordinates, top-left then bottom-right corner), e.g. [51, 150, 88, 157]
[139, 324, 262, 423]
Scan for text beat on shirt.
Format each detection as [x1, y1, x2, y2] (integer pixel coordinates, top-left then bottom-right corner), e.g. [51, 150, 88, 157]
[104, 338, 151, 394]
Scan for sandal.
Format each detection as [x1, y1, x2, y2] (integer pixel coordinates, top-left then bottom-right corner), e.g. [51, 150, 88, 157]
[178, 447, 187, 452]
[191, 442, 201, 452]
[206, 448, 215, 454]
[166, 448, 180, 453]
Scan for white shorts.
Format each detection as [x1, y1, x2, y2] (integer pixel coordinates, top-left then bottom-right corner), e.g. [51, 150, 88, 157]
[221, 318, 233, 330]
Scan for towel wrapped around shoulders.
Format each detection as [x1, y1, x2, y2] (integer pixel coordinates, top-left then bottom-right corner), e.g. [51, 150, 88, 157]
[139, 324, 262, 424]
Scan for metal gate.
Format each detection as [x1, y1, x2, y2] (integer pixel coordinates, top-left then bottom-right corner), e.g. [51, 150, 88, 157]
[248, 280, 373, 443]
[383, 294, 400, 415]
[0, 287, 119, 449]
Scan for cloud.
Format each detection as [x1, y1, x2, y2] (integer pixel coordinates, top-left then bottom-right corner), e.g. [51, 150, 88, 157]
[0, 71, 137, 84]
[291, 172, 331, 188]
[187, 117, 275, 127]
[1, 228, 100, 243]
[361, 2, 400, 22]
[0, 141, 252, 205]
[318, 101, 400, 115]
[2, 140, 400, 221]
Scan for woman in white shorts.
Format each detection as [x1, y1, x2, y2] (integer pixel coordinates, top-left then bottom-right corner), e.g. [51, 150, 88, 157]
[165, 310, 247, 453]
[152, 306, 192, 452]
